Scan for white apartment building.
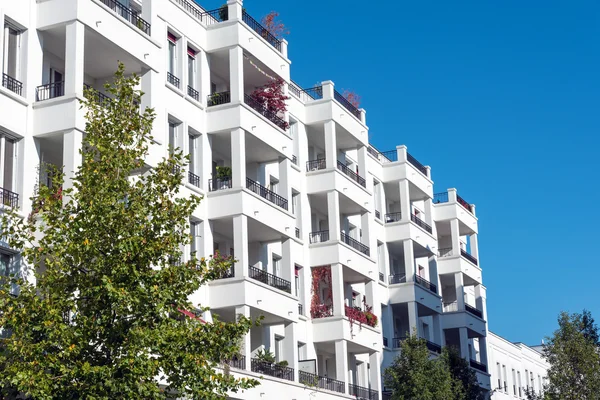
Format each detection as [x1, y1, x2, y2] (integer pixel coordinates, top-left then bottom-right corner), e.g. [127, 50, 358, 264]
[0, 0, 547, 399]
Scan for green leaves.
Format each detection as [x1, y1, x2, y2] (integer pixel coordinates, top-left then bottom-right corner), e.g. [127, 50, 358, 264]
[0, 63, 259, 399]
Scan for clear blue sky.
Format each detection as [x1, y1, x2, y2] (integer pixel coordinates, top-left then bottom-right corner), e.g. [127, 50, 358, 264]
[198, 0, 600, 344]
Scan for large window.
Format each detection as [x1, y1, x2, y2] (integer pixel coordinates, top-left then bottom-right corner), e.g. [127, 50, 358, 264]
[167, 33, 177, 76]
[1, 135, 16, 192]
[187, 47, 196, 89]
[188, 132, 200, 178]
[3, 24, 21, 79]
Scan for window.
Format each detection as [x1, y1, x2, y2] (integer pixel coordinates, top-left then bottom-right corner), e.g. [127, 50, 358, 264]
[294, 265, 301, 297]
[530, 371, 534, 392]
[269, 176, 279, 193]
[518, 371, 522, 397]
[502, 365, 507, 392]
[297, 342, 306, 361]
[525, 369, 529, 390]
[0, 135, 17, 193]
[291, 191, 299, 215]
[512, 369, 517, 395]
[187, 47, 196, 89]
[189, 220, 199, 257]
[188, 132, 200, 178]
[0, 252, 11, 277]
[538, 375, 542, 394]
[497, 363, 501, 390]
[167, 32, 177, 76]
[274, 336, 283, 363]
[168, 121, 181, 154]
[272, 254, 281, 276]
[3, 23, 21, 80]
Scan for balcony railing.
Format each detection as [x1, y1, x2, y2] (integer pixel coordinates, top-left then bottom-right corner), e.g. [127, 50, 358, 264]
[375, 210, 381, 220]
[383, 337, 388, 347]
[348, 383, 378, 400]
[288, 81, 302, 98]
[251, 358, 294, 381]
[460, 249, 478, 266]
[415, 274, 437, 294]
[187, 86, 200, 101]
[301, 86, 323, 100]
[392, 337, 407, 348]
[200, 7, 228, 25]
[388, 274, 406, 285]
[208, 177, 232, 192]
[295, 227, 300, 239]
[243, 94, 288, 131]
[246, 177, 288, 210]
[407, 152, 427, 175]
[173, 0, 204, 20]
[438, 247, 453, 258]
[84, 84, 111, 106]
[223, 355, 245, 370]
[188, 171, 201, 188]
[207, 91, 231, 106]
[167, 72, 180, 88]
[384, 212, 402, 224]
[340, 231, 369, 256]
[465, 304, 483, 319]
[299, 371, 345, 394]
[98, 0, 151, 35]
[309, 230, 329, 244]
[334, 89, 361, 120]
[298, 303, 303, 316]
[433, 192, 449, 204]
[214, 265, 234, 280]
[426, 340, 442, 354]
[248, 265, 291, 294]
[379, 272, 384, 282]
[336, 161, 366, 187]
[457, 194, 473, 213]
[36, 81, 64, 101]
[410, 213, 432, 234]
[0, 187, 19, 208]
[380, 150, 398, 162]
[470, 359, 487, 373]
[242, 10, 282, 52]
[306, 158, 326, 172]
[292, 155, 298, 165]
[443, 302, 459, 313]
[2, 73, 22, 96]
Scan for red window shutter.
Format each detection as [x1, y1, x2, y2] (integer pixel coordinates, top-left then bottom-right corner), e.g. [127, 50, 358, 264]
[167, 32, 177, 43]
[187, 47, 197, 58]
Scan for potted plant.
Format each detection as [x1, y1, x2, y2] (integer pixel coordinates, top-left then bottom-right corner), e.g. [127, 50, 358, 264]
[218, 4, 228, 21]
[215, 166, 232, 189]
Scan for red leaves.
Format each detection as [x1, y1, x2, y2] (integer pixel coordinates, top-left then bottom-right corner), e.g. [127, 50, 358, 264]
[250, 79, 291, 129]
[261, 11, 289, 39]
[310, 266, 332, 319]
[342, 90, 361, 108]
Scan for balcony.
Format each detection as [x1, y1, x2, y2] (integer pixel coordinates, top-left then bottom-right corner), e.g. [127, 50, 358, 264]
[248, 265, 291, 294]
[349, 383, 378, 400]
[207, 91, 231, 107]
[414, 275, 437, 294]
[222, 355, 245, 370]
[391, 337, 441, 354]
[388, 274, 406, 285]
[208, 177, 232, 192]
[188, 171, 201, 188]
[213, 265, 234, 280]
[0, 187, 19, 208]
[36, 81, 64, 101]
[336, 160, 366, 188]
[433, 191, 473, 214]
[460, 249, 478, 266]
[246, 177, 288, 210]
[384, 212, 401, 223]
[407, 152, 427, 176]
[242, 10, 282, 53]
[309, 230, 329, 244]
[470, 359, 487, 373]
[298, 371, 345, 394]
[243, 94, 288, 131]
[295, 227, 300, 239]
[465, 303, 483, 319]
[83, 84, 111, 107]
[187, 86, 200, 101]
[298, 303, 304, 316]
[250, 358, 294, 381]
[166, 72, 180, 89]
[2, 73, 23, 96]
[306, 159, 326, 172]
[344, 305, 377, 329]
[98, 0, 151, 35]
[333, 89, 361, 120]
[410, 213, 432, 234]
[340, 231, 369, 256]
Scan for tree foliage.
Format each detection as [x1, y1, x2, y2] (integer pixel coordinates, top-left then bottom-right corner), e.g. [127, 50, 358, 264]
[261, 11, 289, 39]
[445, 346, 487, 400]
[0, 64, 259, 399]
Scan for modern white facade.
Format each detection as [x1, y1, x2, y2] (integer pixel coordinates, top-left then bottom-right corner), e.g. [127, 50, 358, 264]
[0, 0, 547, 399]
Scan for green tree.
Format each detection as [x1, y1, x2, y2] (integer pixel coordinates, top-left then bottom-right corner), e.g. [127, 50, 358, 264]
[0, 64, 259, 399]
[444, 346, 487, 400]
[384, 335, 459, 400]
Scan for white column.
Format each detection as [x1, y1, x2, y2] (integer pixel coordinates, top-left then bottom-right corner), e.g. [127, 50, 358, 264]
[64, 21, 85, 97]
[278, 157, 291, 205]
[369, 352, 381, 398]
[459, 327, 470, 360]
[235, 305, 252, 371]
[361, 211, 372, 253]
[403, 239, 415, 282]
[450, 219, 461, 257]
[335, 340, 349, 393]
[284, 322, 298, 381]
[199, 50, 210, 107]
[327, 190, 341, 241]
[455, 272, 465, 311]
[357, 145, 368, 187]
[231, 128, 245, 188]
[479, 336, 489, 366]
[281, 238, 293, 283]
[62, 129, 82, 192]
[383, 306, 394, 346]
[399, 179, 411, 222]
[229, 46, 244, 103]
[407, 301, 419, 337]
[470, 233, 479, 260]
[233, 215, 249, 277]
[200, 133, 212, 191]
[365, 280, 379, 329]
[141, 69, 163, 168]
[396, 145, 408, 163]
[0, 15, 5, 75]
[226, 0, 243, 20]
[199, 219, 213, 259]
[424, 198, 434, 231]
[331, 263, 345, 317]
[141, 0, 155, 37]
[324, 120, 337, 169]
[432, 314, 444, 346]
[476, 284, 488, 322]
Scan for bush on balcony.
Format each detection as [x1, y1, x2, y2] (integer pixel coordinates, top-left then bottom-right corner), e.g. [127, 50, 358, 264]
[345, 301, 378, 333]
[250, 79, 290, 130]
[310, 266, 333, 319]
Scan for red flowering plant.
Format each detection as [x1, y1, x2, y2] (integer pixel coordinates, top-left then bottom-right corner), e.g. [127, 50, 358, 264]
[310, 266, 333, 319]
[345, 297, 378, 334]
[261, 11, 289, 40]
[250, 78, 291, 130]
[342, 89, 361, 109]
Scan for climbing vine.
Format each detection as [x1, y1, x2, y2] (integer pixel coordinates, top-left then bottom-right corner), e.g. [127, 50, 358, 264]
[310, 266, 333, 319]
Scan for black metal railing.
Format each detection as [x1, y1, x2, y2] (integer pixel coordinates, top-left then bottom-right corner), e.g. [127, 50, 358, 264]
[392, 337, 407, 348]
[295, 227, 300, 239]
[301, 86, 323, 100]
[207, 91, 231, 106]
[426, 340, 442, 354]
[457, 194, 473, 213]
[433, 192, 449, 204]
[375, 210, 381, 220]
[334, 89, 361, 119]
[306, 159, 326, 172]
[288, 81, 302, 98]
[336, 161, 366, 187]
[415, 275, 437, 294]
[380, 150, 398, 162]
[411, 213, 432, 234]
[242, 10, 282, 52]
[379, 272, 384, 282]
[214, 265, 234, 280]
[438, 248, 453, 258]
[2, 73, 22, 96]
[187, 85, 199, 101]
[200, 7, 228, 25]
[208, 177, 232, 191]
[249, 266, 291, 293]
[223, 355, 245, 370]
[173, 0, 203, 20]
[167, 72, 180, 88]
[292, 155, 298, 165]
[383, 337, 388, 347]
[36, 81, 64, 101]
[470, 359, 487, 373]
[246, 177, 288, 210]
[298, 303, 303, 316]
[309, 230, 329, 244]
[460, 249, 478, 265]
[465, 304, 483, 319]
[384, 212, 402, 224]
[367, 146, 380, 158]
[244, 94, 288, 131]
[98, 0, 151, 35]
[340, 232, 369, 256]
[188, 171, 201, 187]
[407, 152, 427, 175]
[388, 274, 406, 285]
[299, 371, 345, 393]
[251, 358, 294, 381]
[84, 84, 111, 106]
[349, 384, 378, 400]
[0, 187, 19, 208]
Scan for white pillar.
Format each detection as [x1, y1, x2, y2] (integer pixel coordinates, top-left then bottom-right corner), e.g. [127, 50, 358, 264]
[403, 239, 415, 282]
[141, 0, 155, 37]
[369, 352, 381, 397]
[281, 238, 293, 283]
[383, 306, 394, 346]
[396, 145, 407, 163]
[64, 21, 85, 97]
[459, 327, 469, 360]
[0, 14, 5, 75]
[455, 272, 465, 311]
[199, 219, 214, 259]
[450, 219, 461, 257]
[200, 133, 212, 190]
[233, 215, 249, 277]
[407, 301, 419, 337]
[226, 0, 243, 20]
[284, 322, 298, 381]
[324, 120, 337, 169]
[278, 156, 291, 205]
[199, 50, 210, 107]
[433, 314, 444, 346]
[479, 336, 489, 366]
[327, 190, 341, 241]
[229, 46, 244, 103]
[399, 179, 411, 222]
[62, 129, 82, 192]
[231, 128, 245, 188]
[141, 69, 163, 168]
[361, 211, 371, 255]
[335, 340, 349, 392]
[331, 263, 345, 317]
[470, 233, 479, 260]
[365, 280, 379, 330]
[424, 198, 434, 230]
[357, 145, 368, 187]
[235, 305, 251, 371]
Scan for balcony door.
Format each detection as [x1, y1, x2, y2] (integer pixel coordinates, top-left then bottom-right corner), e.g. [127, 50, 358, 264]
[50, 68, 63, 98]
